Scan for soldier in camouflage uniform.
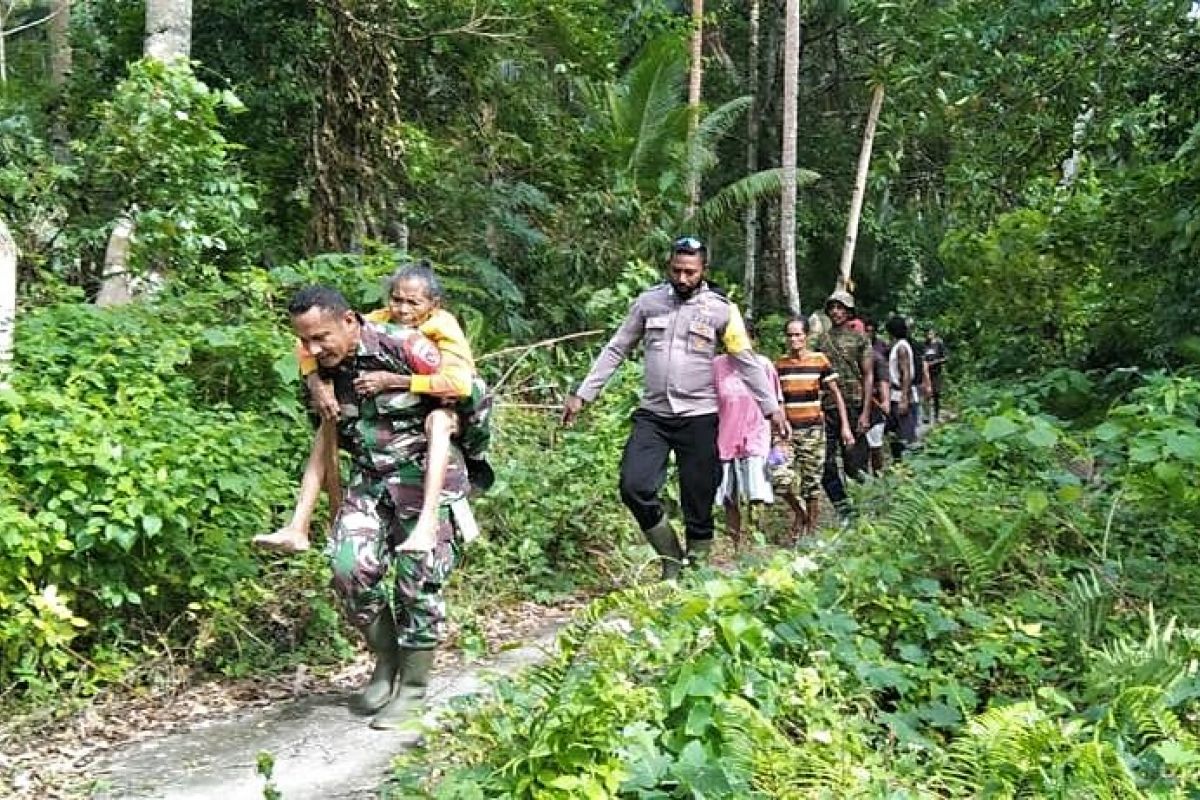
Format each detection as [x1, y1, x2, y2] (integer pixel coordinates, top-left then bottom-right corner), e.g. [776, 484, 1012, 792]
[289, 285, 469, 731]
[816, 290, 875, 522]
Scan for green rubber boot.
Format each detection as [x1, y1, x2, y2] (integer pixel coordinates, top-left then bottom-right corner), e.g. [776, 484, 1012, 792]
[350, 613, 401, 715]
[644, 516, 684, 580]
[685, 538, 713, 571]
[371, 648, 436, 730]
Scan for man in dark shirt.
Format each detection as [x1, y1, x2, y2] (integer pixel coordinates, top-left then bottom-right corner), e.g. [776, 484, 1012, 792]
[922, 328, 948, 423]
[816, 291, 874, 522]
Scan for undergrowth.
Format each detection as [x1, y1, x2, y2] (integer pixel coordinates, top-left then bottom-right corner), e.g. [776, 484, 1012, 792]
[387, 370, 1200, 798]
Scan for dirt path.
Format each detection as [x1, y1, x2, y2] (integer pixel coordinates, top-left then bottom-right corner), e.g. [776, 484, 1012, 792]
[89, 621, 563, 800]
[1, 600, 585, 800]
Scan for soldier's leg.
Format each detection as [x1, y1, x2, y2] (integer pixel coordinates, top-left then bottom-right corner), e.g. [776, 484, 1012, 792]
[619, 410, 681, 578]
[371, 510, 458, 730]
[619, 410, 673, 530]
[673, 413, 720, 565]
[326, 477, 400, 714]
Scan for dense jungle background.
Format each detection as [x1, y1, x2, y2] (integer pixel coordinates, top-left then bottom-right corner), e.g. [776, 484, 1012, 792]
[2, 0, 1200, 796]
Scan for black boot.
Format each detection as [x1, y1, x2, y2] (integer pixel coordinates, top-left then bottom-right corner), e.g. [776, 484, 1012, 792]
[350, 613, 401, 715]
[643, 516, 684, 580]
[685, 538, 713, 571]
[371, 648, 436, 730]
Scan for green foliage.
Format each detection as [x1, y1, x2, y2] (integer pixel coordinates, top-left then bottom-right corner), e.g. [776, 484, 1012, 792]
[78, 59, 259, 275]
[393, 371, 1200, 797]
[0, 277, 337, 696]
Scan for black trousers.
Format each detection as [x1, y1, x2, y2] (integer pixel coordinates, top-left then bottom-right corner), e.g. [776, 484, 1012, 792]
[821, 404, 869, 511]
[619, 410, 721, 542]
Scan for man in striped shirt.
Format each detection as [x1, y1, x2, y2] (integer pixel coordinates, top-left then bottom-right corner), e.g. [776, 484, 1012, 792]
[773, 317, 854, 538]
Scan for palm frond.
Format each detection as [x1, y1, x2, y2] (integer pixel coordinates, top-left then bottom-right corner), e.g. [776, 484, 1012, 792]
[694, 167, 820, 228]
[618, 38, 689, 184]
[684, 96, 753, 181]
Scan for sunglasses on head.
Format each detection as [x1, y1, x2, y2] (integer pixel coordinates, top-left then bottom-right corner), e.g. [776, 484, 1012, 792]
[672, 236, 706, 255]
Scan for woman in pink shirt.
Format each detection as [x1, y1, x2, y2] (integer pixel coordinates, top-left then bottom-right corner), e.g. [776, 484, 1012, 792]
[713, 350, 781, 547]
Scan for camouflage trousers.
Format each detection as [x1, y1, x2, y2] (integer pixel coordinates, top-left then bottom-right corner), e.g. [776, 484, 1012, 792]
[771, 424, 827, 501]
[327, 468, 463, 649]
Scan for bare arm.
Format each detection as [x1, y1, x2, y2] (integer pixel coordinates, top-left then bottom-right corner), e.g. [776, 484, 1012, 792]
[857, 346, 874, 433]
[827, 378, 855, 446]
[899, 343, 913, 414]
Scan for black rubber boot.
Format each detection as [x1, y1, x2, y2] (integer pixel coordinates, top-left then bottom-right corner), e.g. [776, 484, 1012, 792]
[685, 538, 713, 571]
[644, 516, 684, 580]
[350, 613, 401, 715]
[371, 648, 436, 730]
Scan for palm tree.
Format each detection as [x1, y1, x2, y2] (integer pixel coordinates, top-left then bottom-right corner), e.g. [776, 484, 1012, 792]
[742, 0, 761, 319]
[0, 214, 15, 388]
[780, 0, 801, 315]
[144, 0, 191, 61]
[685, 0, 704, 219]
[593, 36, 818, 243]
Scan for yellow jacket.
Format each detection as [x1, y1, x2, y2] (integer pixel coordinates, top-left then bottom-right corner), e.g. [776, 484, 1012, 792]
[297, 308, 475, 400]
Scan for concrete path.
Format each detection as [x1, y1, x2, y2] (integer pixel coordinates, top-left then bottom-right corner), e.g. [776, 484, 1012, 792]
[90, 625, 563, 800]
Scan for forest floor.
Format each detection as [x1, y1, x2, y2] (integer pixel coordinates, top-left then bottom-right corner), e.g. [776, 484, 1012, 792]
[0, 598, 590, 800]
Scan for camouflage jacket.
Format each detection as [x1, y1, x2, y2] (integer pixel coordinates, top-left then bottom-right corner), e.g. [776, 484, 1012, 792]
[817, 325, 872, 410]
[313, 319, 437, 476]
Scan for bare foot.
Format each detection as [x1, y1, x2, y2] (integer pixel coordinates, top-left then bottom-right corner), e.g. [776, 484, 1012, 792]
[395, 513, 438, 553]
[728, 529, 744, 552]
[253, 527, 311, 554]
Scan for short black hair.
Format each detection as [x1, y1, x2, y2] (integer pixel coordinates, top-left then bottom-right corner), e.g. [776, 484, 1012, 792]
[785, 316, 810, 335]
[388, 259, 444, 303]
[288, 285, 350, 317]
[671, 235, 708, 263]
[885, 315, 909, 341]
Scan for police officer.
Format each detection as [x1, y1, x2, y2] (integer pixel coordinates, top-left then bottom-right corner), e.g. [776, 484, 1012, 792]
[561, 237, 787, 578]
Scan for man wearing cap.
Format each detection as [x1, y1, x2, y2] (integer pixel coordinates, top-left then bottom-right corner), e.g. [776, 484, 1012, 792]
[561, 236, 788, 579]
[816, 290, 875, 520]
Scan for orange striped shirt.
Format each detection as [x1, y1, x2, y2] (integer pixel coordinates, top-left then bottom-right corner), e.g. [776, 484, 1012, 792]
[776, 352, 838, 428]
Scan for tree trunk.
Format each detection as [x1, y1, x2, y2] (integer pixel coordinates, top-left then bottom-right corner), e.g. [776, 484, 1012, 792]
[48, 0, 71, 86]
[742, 0, 761, 321]
[779, 0, 801, 316]
[95, 215, 135, 307]
[0, 215, 16, 387]
[837, 83, 885, 293]
[144, 0, 191, 61]
[684, 0, 704, 220]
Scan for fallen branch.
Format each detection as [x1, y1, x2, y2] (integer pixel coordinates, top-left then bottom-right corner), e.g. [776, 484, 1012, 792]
[487, 329, 606, 396]
[478, 329, 605, 362]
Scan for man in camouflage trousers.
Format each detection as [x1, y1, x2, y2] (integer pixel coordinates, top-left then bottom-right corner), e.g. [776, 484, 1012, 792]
[289, 285, 468, 731]
[817, 290, 875, 522]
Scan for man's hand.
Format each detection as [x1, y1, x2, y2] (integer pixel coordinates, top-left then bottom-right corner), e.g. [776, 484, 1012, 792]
[769, 408, 791, 440]
[840, 424, 856, 447]
[307, 374, 339, 421]
[354, 371, 408, 397]
[561, 394, 585, 427]
[856, 409, 871, 435]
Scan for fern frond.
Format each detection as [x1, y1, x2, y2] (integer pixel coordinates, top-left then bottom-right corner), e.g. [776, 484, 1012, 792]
[1063, 568, 1112, 655]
